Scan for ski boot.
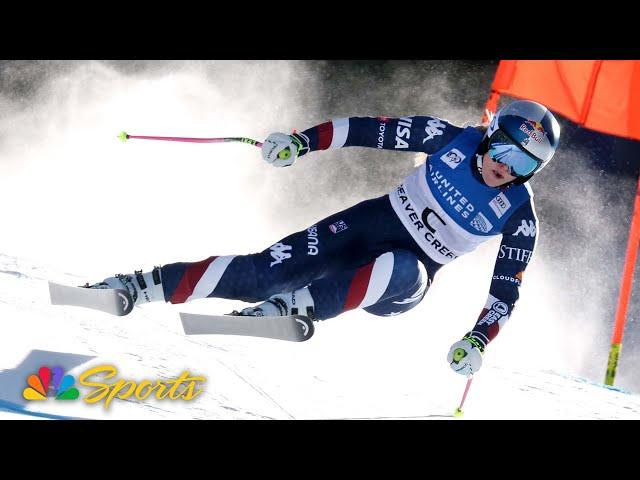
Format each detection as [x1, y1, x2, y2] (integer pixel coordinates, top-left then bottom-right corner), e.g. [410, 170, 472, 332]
[231, 287, 316, 320]
[85, 266, 164, 307]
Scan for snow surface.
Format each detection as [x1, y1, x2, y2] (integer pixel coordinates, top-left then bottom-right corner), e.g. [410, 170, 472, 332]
[1, 252, 639, 420]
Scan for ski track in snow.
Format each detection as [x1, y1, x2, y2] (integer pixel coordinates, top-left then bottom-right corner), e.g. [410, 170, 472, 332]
[1, 252, 639, 420]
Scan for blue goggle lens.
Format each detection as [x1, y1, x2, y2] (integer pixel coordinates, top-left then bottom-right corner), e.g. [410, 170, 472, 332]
[488, 131, 541, 177]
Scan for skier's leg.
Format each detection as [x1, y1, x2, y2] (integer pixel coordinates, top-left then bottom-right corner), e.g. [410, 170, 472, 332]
[160, 195, 413, 306]
[243, 249, 429, 320]
[161, 226, 361, 306]
[94, 195, 408, 309]
[310, 249, 429, 319]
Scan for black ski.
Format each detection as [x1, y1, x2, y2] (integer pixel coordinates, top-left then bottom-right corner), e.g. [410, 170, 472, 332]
[48, 282, 134, 316]
[179, 312, 315, 342]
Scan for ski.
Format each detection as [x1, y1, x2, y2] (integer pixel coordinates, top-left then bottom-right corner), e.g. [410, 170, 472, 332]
[48, 282, 134, 316]
[179, 312, 315, 342]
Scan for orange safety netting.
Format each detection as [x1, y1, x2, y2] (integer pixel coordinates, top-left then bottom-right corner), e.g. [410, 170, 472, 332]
[491, 60, 640, 141]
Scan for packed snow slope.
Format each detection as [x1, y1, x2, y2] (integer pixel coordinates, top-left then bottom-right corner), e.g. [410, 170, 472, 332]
[1, 253, 638, 420]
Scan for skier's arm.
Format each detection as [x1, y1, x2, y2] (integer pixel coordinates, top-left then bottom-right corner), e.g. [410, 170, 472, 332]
[298, 116, 464, 154]
[469, 201, 537, 348]
[262, 116, 465, 166]
[447, 200, 538, 375]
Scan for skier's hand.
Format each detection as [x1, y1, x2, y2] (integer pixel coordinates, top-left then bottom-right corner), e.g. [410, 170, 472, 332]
[262, 132, 307, 167]
[447, 335, 484, 376]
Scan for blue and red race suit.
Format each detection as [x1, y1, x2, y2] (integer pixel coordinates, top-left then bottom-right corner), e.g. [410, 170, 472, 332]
[160, 115, 538, 349]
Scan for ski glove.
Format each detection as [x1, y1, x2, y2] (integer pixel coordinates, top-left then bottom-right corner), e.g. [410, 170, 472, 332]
[262, 132, 308, 167]
[447, 335, 484, 376]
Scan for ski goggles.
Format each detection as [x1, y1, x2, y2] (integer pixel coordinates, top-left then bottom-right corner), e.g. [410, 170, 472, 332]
[487, 130, 542, 177]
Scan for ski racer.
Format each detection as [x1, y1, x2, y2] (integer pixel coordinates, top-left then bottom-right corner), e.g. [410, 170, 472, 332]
[88, 100, 560, 376]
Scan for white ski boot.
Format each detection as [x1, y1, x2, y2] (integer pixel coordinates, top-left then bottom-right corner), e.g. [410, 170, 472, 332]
[232, 287, 316, 320]
[86, 267, 164, 307]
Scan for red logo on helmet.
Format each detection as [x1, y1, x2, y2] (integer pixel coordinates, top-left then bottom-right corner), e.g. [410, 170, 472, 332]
[520, 120, 547, 144]
[525, 120, 545, 133]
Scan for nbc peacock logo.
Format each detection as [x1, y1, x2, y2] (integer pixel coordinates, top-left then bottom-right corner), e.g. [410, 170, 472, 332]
[23, 366, 80, 401]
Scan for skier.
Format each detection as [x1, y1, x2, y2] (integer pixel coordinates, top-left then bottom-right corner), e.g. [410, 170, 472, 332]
[88, 99, 560, 376]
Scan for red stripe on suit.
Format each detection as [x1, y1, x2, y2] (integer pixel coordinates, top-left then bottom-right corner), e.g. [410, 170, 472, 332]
[488, 323, 500, 341]
[343, 262, 375, 311]
[169, 256, 217, 304]
[316, 122, 334, 150]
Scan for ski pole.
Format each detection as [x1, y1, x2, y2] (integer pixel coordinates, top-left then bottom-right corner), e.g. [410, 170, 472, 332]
[454, 374, 473, 418]
[117, 131, 292, 160]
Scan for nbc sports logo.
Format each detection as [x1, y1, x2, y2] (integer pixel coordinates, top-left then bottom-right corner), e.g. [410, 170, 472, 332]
[23, 366, 80, 401]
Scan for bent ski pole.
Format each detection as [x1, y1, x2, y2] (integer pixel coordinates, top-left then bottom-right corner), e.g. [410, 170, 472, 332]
[117, 131, 292, 160]
[454, 374, 473, 418]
